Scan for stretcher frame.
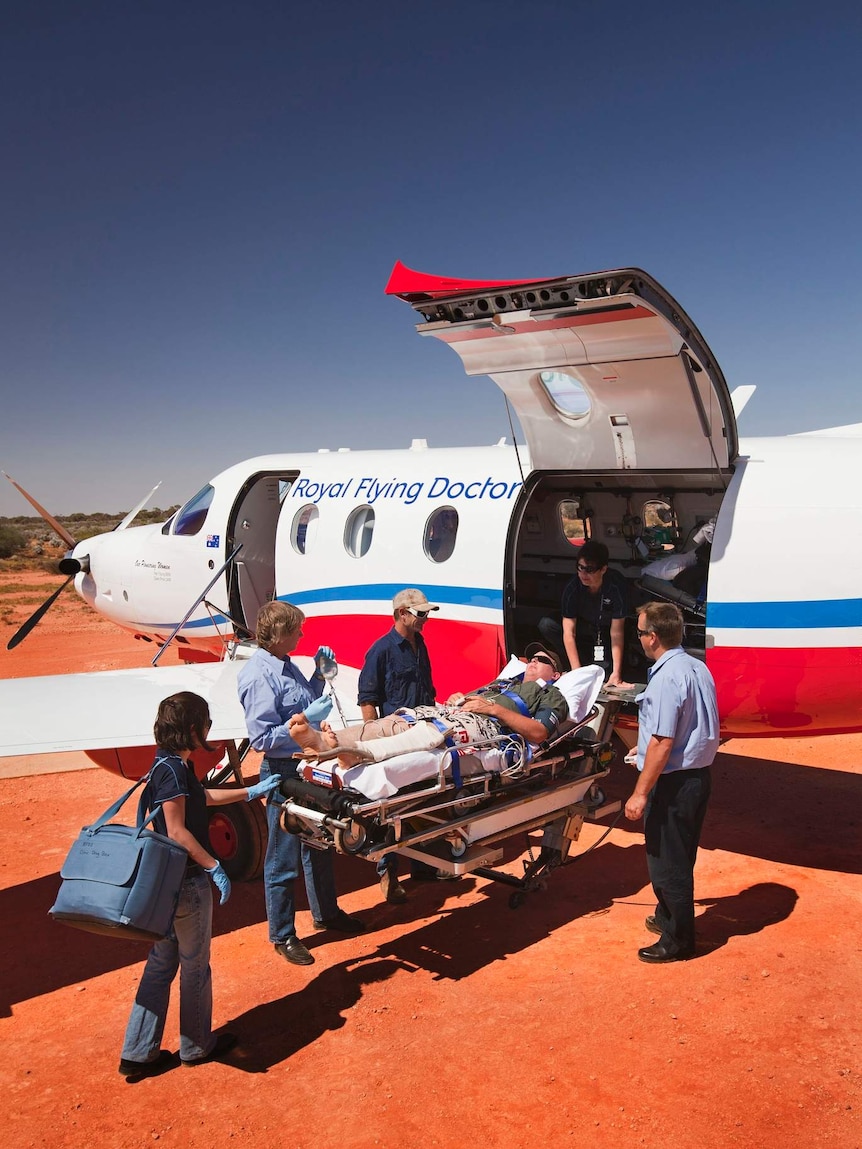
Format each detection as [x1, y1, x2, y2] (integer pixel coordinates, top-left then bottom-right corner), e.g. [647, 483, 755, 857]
[274, 703, 623, 905]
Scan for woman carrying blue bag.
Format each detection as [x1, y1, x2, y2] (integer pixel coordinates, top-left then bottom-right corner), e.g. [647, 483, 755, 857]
[119, 691, 279, 1080]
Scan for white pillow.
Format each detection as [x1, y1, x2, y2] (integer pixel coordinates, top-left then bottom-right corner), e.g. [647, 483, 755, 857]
[554, 665, 605, 723]
[497, 655, 528, 680]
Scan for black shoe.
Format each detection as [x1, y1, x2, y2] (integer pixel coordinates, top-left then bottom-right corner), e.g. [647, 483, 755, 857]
[380, 870, 408, 904]
[181, 1031, 238, 1066]
[274, 936, 315, 965]
[312, 908, 367, 934]
[638, 941, 695, 964]
[644, 915, 662, 936]
[118, 1049, 177, 1079]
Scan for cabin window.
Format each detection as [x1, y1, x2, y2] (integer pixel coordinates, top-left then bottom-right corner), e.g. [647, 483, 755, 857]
[345, 506, 375, 558]
[539, 370, 592, 418]
[291, 505, 319, 555]
[641, 499, 678, 552]
[172, 485, 214, 536]
[558, 498, 589, 547]
[424, 506, 458, 563]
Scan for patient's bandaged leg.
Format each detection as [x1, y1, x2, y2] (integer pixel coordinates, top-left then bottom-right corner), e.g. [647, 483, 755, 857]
[348, 719, 452, 762]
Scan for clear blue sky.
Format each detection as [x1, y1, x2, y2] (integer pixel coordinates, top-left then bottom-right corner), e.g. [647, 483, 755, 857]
[2, 1, 860, 515]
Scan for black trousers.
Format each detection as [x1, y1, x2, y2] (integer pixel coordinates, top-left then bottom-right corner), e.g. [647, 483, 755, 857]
[644, 767, 711, 954]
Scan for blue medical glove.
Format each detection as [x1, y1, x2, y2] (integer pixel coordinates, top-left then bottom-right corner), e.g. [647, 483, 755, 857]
[304, 694, 333, 724]
[314, 645, 337, 677]
[206, 862, 232, 905]
[245, 775, 281, 801]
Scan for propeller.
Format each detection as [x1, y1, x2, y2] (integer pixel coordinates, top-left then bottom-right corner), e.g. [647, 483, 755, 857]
[3, 472, 86, 650]
[3, 472, 163, 649]
[115, 480, 162, 531]
[2, 471, 76, 548]
[6, 573, 76, 650]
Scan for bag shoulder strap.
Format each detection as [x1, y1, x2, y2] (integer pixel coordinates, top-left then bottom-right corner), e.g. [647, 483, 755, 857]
[89, 773, 151, 833]
[89, 755, 177, 834]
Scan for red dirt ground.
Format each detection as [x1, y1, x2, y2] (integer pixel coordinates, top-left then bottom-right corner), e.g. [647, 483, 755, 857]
[1, 573, 860, 1148]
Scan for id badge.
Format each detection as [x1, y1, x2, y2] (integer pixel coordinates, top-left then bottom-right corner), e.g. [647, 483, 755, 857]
[593, 644, 605, 663]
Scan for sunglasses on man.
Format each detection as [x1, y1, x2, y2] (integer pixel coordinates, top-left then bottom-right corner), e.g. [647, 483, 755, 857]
[526, 653, 556, 668]
[577, 563, 601, 574]
[405, 607, 431, 619]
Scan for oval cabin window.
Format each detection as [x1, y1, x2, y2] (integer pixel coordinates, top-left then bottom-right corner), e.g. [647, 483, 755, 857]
[539, 370, 592, 418]
[424, 506, 459, 563]
[292, 505, 319, 555]
[345, 506, 375, 558]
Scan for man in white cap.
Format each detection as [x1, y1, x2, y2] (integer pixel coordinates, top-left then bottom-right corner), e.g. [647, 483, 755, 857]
[358, 588, 441, 900]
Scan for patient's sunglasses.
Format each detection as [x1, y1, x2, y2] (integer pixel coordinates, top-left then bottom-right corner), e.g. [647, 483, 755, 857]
[406, 607, 430, 619]
[577, 563, 601, 574]
[527, 653, 556, 668]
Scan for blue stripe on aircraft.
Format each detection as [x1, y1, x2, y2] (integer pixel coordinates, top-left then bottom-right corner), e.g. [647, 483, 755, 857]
[278, 583, 505, 611]
[709, 599, 862, 629]
[144, 583, 504, 630]
[147, 594, 862, 633]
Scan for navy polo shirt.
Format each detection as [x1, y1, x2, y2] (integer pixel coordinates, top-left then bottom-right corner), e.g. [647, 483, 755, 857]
[142, 752, 210, 852]
[561, 567, 630, 631]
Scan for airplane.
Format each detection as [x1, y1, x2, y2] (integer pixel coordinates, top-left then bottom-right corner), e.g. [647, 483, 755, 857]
[3, 262, 860, 874]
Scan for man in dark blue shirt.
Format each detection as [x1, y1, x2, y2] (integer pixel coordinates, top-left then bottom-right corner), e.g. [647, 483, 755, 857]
[357, 588, 440, 899]
[358, 588, 437, 717]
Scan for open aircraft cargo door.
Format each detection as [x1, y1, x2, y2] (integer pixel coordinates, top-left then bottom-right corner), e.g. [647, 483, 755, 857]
[387, 263, 738, 475]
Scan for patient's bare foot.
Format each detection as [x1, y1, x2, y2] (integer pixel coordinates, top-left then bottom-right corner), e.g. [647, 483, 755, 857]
[318, 721, 340, 750]
[288, 713, 328, 755]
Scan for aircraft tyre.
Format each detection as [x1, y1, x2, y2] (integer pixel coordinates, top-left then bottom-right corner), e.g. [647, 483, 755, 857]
[207, 799, 268, 882]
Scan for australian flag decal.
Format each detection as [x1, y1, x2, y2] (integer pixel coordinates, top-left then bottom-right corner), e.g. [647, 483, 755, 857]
[206, 534, 220, 548]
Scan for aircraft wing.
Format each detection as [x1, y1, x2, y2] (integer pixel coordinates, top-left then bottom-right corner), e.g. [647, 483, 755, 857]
[0, 661, 250, 757]
[0, 657, 363, 758]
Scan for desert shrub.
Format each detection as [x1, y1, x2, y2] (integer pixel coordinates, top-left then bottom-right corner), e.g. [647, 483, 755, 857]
[0, 524, 27, 559]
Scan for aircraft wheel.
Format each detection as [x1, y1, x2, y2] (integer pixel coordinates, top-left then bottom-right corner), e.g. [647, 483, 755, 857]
[208, 799, 268, 882]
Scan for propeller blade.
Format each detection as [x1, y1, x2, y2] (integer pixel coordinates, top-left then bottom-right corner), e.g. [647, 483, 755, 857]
[6, 573, 75, 651]
[1, 472, 76, 549]
[116, 480, 162, 531]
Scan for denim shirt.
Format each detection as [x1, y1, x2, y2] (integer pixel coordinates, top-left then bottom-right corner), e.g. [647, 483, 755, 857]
[237, 647, 324, 758]
[357, 627, 436, 716]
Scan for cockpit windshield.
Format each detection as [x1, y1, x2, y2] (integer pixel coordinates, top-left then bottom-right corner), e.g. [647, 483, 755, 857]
[169, 485, 215, 536]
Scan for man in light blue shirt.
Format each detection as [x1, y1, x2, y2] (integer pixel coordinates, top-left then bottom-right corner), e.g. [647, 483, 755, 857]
[625, 601, 719, 963]
[238, 601, 365, 967]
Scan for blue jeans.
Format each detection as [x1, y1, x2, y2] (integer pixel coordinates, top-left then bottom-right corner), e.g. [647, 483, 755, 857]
[121, 871, 213, 1063]
[262, 757, 338, 942]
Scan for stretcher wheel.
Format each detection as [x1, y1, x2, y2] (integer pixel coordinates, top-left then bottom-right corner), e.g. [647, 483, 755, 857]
[587, 785, 606, 810]
[279, 808, 305, 836]
[449, 837, 467, 859]
[509, 891, 526, 910]
[333, 821, 367, 855]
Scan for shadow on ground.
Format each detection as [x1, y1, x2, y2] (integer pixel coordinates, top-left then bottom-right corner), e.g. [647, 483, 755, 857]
[3, 744, 854, 1016]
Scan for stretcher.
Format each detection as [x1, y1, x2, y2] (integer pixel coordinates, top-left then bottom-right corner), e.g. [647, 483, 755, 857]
[272, 666, 625, 905]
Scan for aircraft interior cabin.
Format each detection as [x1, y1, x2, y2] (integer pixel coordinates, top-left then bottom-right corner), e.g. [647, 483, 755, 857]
[507, 471, 730, 680]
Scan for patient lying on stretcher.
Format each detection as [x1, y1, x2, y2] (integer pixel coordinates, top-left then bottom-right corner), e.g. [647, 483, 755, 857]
[289, 649, 571, 768]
